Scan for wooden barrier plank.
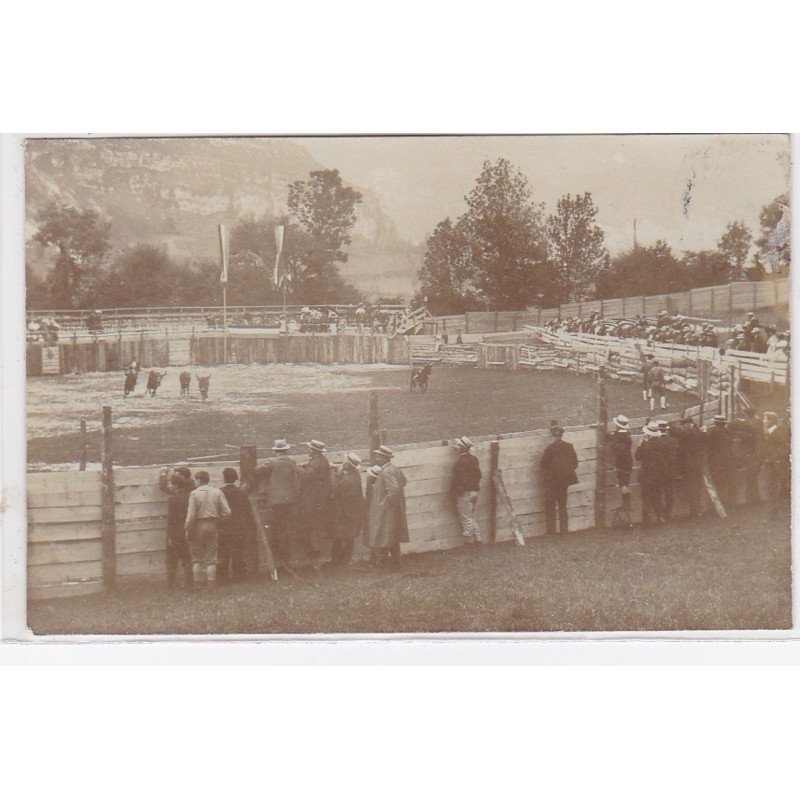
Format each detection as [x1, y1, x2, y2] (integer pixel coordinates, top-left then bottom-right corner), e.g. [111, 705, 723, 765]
[28, 505, 104, 525]
[116, 529, 166, 555]
[28, 520, 104, 543]
[27, 471, 102, 493]
[27, 489, 103, 509]
[27, 540, 104, 566]
[117, 550, 166, 577]
[28, 560, 104, 587]
[28, 580, 104, 601]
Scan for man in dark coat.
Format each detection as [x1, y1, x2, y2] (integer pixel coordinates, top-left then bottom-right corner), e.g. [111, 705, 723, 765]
[656, 420, 680, 520]
[367, 445, 409, 570]
[250, 439, 299, 567]
[296, 439, 332, 559]
[729, 408, 763, 505]
[763, 412, 790, 519]
[677, 417, 705, 517]
[540, 424, 578, 535]
[162, 471, 194, 589]
[705, 415, 735, 509]
[635, 423, 664, 526]
[607, 414, 633, 512]
[329, 452, 365, 570]
[451, 436, 482, 544]
[218, 467, 255, 583]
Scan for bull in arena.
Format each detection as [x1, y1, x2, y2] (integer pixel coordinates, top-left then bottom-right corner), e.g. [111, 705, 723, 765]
[146, 369, 167, 397]
[410, 363, 432, 392]
[123, 369, 138, 398]
[196, 373, 211, 401]
[179, 371, 191, 397]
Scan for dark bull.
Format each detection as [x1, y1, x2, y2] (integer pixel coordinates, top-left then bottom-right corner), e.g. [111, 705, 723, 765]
[179, 371, 191, 397]
[196, 373, 210, 401]
[146, 369, 167, 397]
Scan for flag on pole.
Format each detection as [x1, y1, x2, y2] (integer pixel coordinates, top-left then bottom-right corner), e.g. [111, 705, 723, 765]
[218, 224, 230, 284]
[273, 225, 285, 286]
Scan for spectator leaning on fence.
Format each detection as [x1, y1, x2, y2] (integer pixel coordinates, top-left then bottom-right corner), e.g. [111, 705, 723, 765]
[451, 436, 482, 545]
[250, 439, 299, 569]
[367, 445, 409, 571]
[635, 422, 664, 527]
[329, 452, 365, 571]
[185, 470, 231, 586]
[607, 415, 632, 513]
[162, 471, 194, 590]
[218, 467, 255, 583]
[540, 423, 578, 535]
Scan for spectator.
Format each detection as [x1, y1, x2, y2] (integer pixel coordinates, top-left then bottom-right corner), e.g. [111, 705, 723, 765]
[185, 470, 231, 586]
[450, 436, 482, 545]
[218, 467, 255, 583]
[328, 452, 365, 571]
[540, 423, 578, 535]
[366, 445, 409, 571]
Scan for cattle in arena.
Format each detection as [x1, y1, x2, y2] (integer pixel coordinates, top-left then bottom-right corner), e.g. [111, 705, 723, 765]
[196, 373, 211, 401]
[123, 369, 138, 398]
[410, 363, 432, 392]
[179, 371, 191, 397]
[146, 369, 167, 397]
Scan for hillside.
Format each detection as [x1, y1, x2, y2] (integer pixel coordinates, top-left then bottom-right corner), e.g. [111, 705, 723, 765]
[25, 137, 420, 300]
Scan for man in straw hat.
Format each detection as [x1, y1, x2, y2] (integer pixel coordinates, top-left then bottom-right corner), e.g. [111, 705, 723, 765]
[635, 422, 664, 526]
[540, 423, 578, 535]
[250, 439, 299, 568]
[450, 436, 482, 545]
[655, 420, 680, 521]
[705, 415, 734, 510]
[607, 414, 633, 513]
[366, 445, 409, 570]
[296, 439, 332, 561]
[328, 452, 365, 571]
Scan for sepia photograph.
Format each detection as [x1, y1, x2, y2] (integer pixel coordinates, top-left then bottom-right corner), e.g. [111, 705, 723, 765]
[20, 133, 791, 636]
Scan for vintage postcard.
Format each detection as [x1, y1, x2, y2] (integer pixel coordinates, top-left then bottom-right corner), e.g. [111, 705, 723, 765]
[20, 133, 791, 635]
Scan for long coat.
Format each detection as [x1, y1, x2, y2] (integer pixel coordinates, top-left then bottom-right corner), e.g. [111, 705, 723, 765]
[540, 438, 578, 489]
[297, 453, 332, 532]
[367, 462, 409, 548]
[330, 466, 365, 540]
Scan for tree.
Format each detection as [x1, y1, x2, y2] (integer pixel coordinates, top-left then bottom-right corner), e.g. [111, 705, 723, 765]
[25, 265, 49, 309]
[101, 245, 188, 307]
[596, 241, 689, 299]
[417, 217, 478, 314]
[681, 249, 731, 287]
[32, 203, 111, 308]
[461, 159, 552, 309]
[717, 220, 752, 280]
[286, 169, 362, 300]
[545, 192, 609, 302]
[755, 193, 790, 275]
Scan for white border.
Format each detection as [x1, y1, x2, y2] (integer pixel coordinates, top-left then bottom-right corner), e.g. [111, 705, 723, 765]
[1, 132, 797, 662]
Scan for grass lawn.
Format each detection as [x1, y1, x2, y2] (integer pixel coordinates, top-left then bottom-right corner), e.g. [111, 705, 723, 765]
[28, 502, 791, 635]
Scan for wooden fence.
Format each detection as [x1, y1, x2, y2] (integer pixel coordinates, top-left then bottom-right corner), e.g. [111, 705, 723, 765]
[27, 332, 412, 377]
[424, 277, 790, 335]
[27, 394, 717, 601]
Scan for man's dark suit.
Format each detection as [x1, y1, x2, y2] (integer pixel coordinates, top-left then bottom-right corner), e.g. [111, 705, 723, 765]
[540, 436, 578, 534]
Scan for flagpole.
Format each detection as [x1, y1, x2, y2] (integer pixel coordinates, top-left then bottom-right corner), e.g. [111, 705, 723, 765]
[223, 282, 228, 363]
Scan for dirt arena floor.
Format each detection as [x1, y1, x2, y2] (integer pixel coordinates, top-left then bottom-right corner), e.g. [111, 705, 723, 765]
[27, 502, 791, 635]
[26, 364, 681, 468]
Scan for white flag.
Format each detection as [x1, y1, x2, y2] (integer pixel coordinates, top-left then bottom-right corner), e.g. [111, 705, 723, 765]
[219, 224, 229, 284]
[273, 225, 285, 286]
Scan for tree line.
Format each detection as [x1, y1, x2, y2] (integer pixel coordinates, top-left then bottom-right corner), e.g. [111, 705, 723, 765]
[415, 158, 790, 315]
[27, 169, 365, 310]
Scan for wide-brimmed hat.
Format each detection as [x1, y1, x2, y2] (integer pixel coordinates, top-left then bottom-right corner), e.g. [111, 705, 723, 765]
[345, 452, 362, 467]
[272, 439, 291, 451]
[372, 445, 394, 459]
[657, 420, 669, 432]
[612, 414, 629, 430]
[713, 415, 727, 424]
[455, 436, 474, 450]
[367, 465, 383, 478]
[306, 439, 327, 452]
[643, 422, 661, 437]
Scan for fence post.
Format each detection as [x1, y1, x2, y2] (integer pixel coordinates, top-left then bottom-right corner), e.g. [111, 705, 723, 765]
[489, 439, 500, 544]
[239, 444, 260, 575]
[729, 364, 737, 420]
[100, 405, 117, 590]
[79, 418, 87, 470]
[594, 367, 608, 530]
[368, 390, 380, 455]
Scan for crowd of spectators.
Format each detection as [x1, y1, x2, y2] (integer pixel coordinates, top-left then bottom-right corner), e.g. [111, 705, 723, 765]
[543, 309, 790, 357]
[26, 316, 62, 344]
[205, 303, 414, 335]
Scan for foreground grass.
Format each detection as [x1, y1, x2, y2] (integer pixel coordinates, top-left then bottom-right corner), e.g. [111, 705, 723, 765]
[28, 503, 791, 635]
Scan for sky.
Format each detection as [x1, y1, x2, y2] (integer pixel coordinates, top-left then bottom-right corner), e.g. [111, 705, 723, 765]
[300, 134, 789, 253]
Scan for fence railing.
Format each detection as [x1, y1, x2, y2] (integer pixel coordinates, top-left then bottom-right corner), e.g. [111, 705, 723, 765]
[424, 277, 790, 336]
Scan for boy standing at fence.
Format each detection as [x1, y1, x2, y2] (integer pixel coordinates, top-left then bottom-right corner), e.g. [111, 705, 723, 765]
[451, 436, 482, 545]
[607, 415, 633, 514]
[163, 472, 194, 589]
[185, 470, 231, 586]
[636, 423, 664, 526]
